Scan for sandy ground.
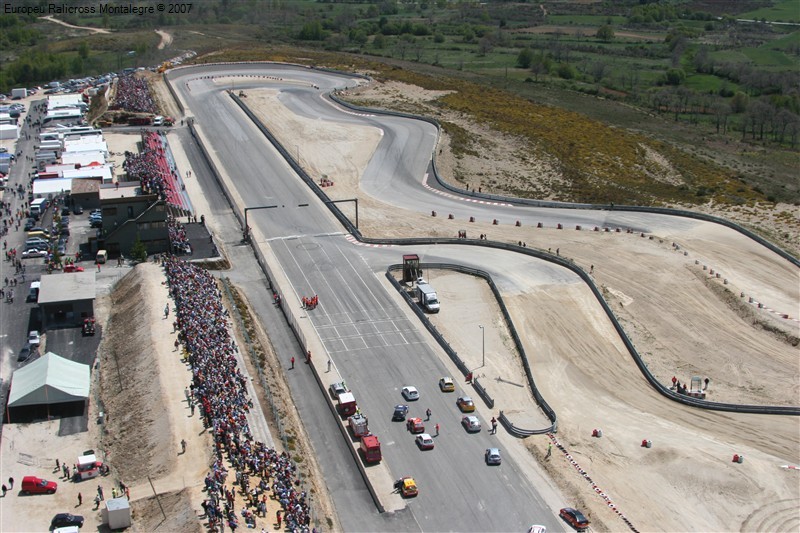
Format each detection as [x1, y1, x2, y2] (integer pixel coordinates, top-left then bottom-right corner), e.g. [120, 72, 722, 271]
[38, 16, 110, 34]
[241, 79, 800, 532]
[156, 30, 173, 50]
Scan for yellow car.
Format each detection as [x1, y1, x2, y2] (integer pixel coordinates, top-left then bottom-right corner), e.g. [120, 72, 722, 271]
[438, 377, 455, 392]
[457, 396, 475, 412]
[395, 476, 418, 497]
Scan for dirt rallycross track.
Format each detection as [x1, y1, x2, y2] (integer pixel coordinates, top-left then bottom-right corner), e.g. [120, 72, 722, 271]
[0, 60, 797, 533]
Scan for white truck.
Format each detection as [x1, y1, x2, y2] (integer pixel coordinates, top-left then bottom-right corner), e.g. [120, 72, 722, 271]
[11, 88, 27, 99]
[416, 279, 440, 313]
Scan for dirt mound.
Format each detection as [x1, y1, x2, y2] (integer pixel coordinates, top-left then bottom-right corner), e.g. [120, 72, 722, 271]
[130, 488, 202, 532]
[99, 266, 172, 485]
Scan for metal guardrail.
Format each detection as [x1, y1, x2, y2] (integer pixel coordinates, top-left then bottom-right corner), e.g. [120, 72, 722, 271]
[386, 263, 555, 437]
[328, 95, 799, 269]
[230, 88, 799, 418]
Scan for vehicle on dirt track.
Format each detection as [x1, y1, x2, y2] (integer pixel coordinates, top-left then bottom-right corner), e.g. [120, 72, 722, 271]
[559, 507, 590, 531]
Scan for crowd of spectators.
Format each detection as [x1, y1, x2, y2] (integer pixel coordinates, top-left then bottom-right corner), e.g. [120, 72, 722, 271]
[122, 131, 187, 214]
[167, 216, 191, 254]
[163, 257, 313, 532]
[111, 74, 157, 114]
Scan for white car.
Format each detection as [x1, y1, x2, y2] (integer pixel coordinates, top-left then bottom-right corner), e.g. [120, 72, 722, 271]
[415, 433, 435, 450]
[401, 386, 419, 401]
[22, 249, 47, 259]
[485, 447, 501, 465]
[461, 415, 481, 433]
[28, 330, 41, 346]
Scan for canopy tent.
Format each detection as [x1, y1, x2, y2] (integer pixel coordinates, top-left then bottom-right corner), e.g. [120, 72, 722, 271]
[8, 352, 90, 407]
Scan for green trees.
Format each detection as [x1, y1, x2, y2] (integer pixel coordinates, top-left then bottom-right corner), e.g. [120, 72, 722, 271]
[596, 25, 615, 42]
[516, 48, 534, 68]
[130, 235, 148, 263]
[298, 20, 325, 41]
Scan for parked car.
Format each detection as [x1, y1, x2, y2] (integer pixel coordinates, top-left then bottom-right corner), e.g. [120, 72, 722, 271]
[26, 238, 50, 248]
[438, 377, 455, 392]
[20, 475, 57, 494]
[461, 415, 481, 433]
[559, 508, 590, 531]
[406, 417, 425, 434]
[63, 264, 84, 273]
[22, 249, 47, 259]
[28, 330, 40, 346]
[18, 344, 34, 362]
[415, 433, 435, 450]
[485, 447, 501, 465]
[73, 204, 84, 214]
[24, 219, 36, 231]
[50, 513, 84, 528]
[60, 216, 70, 226]
[457, 396, 476, 412]
[401, 386, 419, 401]
[392, 405, 409, 421]
[329, 381, 347, 399]
[61, 206, 70, 216]
[89, 218, 102, 228]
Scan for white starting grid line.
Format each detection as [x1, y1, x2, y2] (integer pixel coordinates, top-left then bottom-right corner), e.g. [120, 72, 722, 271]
[344, 234, 393, 248]
[422, 173, 513, 207]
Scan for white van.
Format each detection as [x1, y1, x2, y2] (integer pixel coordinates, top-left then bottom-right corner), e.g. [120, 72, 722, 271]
[96, 250, 108, 264]
[152, 115, 164, 126]
[28, 281, 40, 303]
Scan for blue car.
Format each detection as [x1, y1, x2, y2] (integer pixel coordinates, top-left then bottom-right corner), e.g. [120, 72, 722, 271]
[392, 405, 409, 421]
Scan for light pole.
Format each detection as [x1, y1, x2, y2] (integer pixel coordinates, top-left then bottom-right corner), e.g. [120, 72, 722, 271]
[479, 325, 485, 368]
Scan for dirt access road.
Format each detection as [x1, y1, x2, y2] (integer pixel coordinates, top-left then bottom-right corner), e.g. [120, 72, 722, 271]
[39, 16, 110, 34]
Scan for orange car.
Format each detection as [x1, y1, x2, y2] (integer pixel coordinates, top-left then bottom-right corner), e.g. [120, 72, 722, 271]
[406, 417, 425, 434]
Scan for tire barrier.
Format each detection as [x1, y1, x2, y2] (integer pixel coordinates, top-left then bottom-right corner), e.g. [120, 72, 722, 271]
[549, 433, 639, 532]
[222, 73, 798, 417]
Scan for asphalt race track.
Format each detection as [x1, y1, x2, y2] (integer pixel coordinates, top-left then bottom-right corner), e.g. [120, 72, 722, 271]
[167, 63, 796, 532]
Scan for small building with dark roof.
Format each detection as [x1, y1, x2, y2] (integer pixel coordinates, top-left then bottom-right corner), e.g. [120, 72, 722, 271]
[37, 271, 96, 330]
[69, 177, 101, 210]
[96, 181, 170, 257]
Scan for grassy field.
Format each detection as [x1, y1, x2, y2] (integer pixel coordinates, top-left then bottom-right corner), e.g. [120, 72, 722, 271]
[739, 0, 800, 22]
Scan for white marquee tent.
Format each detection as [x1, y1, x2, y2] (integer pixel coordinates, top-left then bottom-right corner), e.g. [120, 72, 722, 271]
[7, 352, 90, 409]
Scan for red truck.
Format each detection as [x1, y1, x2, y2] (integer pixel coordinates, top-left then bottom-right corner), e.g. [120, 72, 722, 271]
[337, 391, 357, 417]
[359, 434, 381, 463]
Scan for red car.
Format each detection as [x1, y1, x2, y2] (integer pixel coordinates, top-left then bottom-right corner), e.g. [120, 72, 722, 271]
[63, 264, 84, 273]
[560, 507, 590, 531]
[21, 476, 57, 495]
[406, 417, 425, 434]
